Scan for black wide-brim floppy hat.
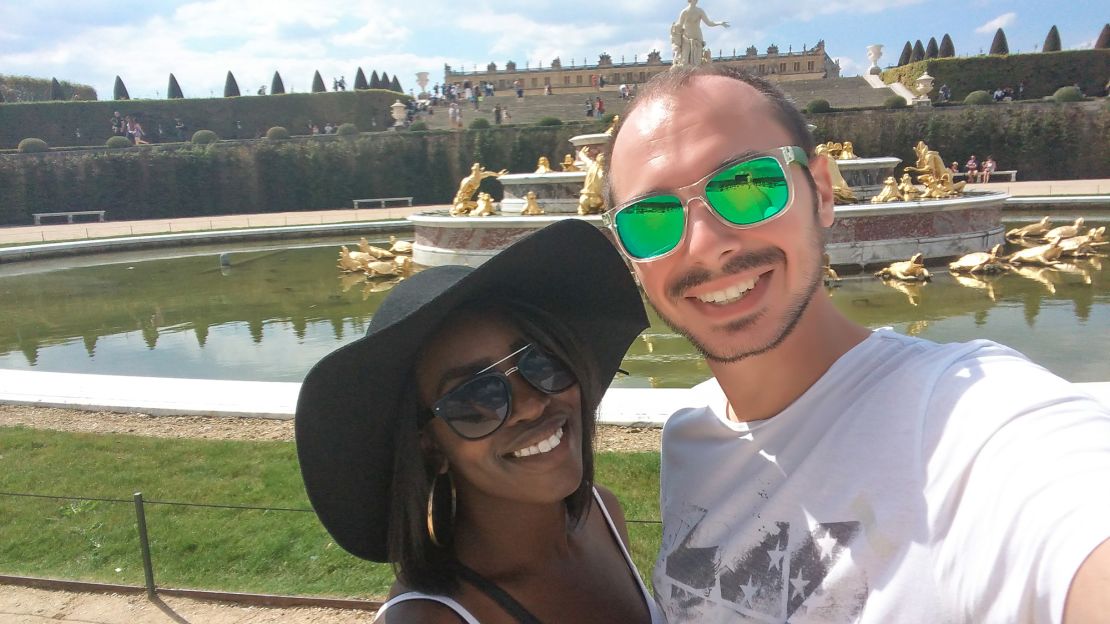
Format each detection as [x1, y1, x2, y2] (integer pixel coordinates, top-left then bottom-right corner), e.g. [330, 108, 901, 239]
[295, 219, 649, 562]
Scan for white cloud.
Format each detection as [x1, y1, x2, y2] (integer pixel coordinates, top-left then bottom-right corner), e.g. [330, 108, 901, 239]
[975, 12, 1016, 34]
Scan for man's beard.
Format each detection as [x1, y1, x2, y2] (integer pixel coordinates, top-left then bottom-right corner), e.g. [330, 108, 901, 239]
[656, 225, 826, 364]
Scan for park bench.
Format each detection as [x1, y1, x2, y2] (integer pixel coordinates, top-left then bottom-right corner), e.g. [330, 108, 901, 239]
[953, 170, 1018, 183]
[32, 210, 107, 225]
[352, 197, 414, 209]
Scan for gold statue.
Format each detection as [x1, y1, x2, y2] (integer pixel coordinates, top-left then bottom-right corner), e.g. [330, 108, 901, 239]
[358, 236, 394, 259]
[452, 163, 508, 216]
[814, 143, 856, 204]
[904, 140, 965, 198]
[1059, 227, 1108, 257]
[577, 153, 606, 215]
[1006, 216, 1052, 240]
[839, 141, 859, 159]
[948, 244, 1006, 274]
[521, 190, 545, 215]
[871, 176, 902, 203]
[469, 192, 497, 217]
[337, 246, 368, 273]
[875, 253, 931, 282]
[604, 115, 621, 136]
[822, 253, 840, 284]
[534, 156, 553, 174]
[1005, 239, 1064, 267]
[897, 173, 921, 201]
[1043, 217, 1085, 243]
[560, 154, 577, 172]
[388, 235, 414, 255]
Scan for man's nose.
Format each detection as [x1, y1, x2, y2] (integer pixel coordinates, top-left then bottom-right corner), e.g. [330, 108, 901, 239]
[682, 197, 743, 263]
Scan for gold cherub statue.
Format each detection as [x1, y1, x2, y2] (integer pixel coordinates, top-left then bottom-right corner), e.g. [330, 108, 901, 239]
[604, 115, 621, 136]
[577, 153, 606, 215]
[839, 141, 859, 159]
[469, 192, 497, 217]
[905, 140, 965, 199]
[897, 173, 921, 201]
[521, 191, 545, 215]
[814, 143, 857, 205]
[560, 154, 577, 172]
[871, 176, 902, 203]
[534, 156, 553, 174]
[451, 163, 508, 216]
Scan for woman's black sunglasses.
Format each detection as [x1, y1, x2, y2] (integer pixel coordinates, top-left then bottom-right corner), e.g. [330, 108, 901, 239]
[430, 344, 577, 440]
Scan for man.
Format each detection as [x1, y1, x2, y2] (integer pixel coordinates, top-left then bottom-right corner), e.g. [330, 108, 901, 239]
[604, 64, 1110, 623]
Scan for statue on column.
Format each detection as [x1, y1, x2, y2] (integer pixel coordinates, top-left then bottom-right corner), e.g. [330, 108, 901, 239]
[670, 0, 729, 68]
[451, 163, 508, 216]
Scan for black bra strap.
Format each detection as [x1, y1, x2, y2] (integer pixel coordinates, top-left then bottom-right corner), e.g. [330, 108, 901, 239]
[455, 564, 543, 624]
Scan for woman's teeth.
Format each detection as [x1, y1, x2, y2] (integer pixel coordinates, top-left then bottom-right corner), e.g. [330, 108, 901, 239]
[696, 276, 759, 304]
[511, 426, 564, 458]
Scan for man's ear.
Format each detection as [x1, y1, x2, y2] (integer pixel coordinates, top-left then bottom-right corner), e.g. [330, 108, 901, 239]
[806, 154, 837, 228]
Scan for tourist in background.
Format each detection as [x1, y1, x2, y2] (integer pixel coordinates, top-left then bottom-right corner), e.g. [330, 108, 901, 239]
[981, 155, 997, 183]
[964, 154, 979, 183]
[596, 97, 605, 118]
[585, 98, 594, 117]
[296, 221, 663, 623]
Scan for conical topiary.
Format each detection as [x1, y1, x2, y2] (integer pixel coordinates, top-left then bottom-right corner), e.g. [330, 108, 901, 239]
[224, 71, 240, 97]
[113, 75, 130, 100]
[370, 70, 381, 89]
[354, 67, 368, 90]
[1042, 25, 1061, 52]
[390, 75, 402, 92]
[1094, 23, 1109, 49]
[311, 70, 326, 93]
[49, 78, 65, 100]
[380, 72, 391, 90]
[939, 34, 955, 57]
[910, 40, 925, 62]
[271, 71, 285, 95]
[167, 73, 184, 99]
[925, 37, 939, 58]
[0, 89, 5, 103]
[897, 41, 912, 66]
[990, 28, 1009, 55]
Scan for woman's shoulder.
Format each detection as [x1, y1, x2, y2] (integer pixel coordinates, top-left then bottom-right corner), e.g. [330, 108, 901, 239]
[376, 596, 473, 624]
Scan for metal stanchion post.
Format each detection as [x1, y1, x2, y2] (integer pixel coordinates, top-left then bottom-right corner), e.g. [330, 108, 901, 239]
[133, 492, 157, 598]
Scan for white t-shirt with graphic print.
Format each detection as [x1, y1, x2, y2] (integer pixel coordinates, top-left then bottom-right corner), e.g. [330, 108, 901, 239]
[653, 329, 1110, 623]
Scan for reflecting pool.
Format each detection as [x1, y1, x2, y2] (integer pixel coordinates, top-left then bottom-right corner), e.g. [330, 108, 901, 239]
[1, 218, 1107, 387]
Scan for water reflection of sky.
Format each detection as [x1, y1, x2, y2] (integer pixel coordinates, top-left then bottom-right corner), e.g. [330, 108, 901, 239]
[0, 221, 1107, 387]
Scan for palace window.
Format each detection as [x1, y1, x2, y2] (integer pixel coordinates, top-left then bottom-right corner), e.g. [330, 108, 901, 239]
[564, 76, 571, 85]
[759, 64, 765, 74]
[793, 62, 800, 72]
[577, 75, 583, 84]
[808, 61, 814, 71]
[779, 62, 786, 72]
[531, 78, 537, 87]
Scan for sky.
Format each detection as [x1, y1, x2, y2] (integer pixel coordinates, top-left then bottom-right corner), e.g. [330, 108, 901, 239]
[0, 0, 1104, 99]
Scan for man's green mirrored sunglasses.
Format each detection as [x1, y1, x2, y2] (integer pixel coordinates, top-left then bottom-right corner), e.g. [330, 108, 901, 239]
[603, 146, 809, 261]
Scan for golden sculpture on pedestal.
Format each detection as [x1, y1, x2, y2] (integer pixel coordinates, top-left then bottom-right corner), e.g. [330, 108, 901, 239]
[577, 153, 606, 215]
[871, 176, 902, 203]
[534, 157, 553, 174]
[337, 236, 414, 278]
[905, 140, 965, 198]
[521, 191, 545, 215]
[561, 154, 577, 172]
[469, 192, 497, 217]
[814, 143, 857, 204]
[451, 163, 508, 216]
[818, 141, 860, 160]
[897, 173, 921, 201]
[839, 141, 859, 159]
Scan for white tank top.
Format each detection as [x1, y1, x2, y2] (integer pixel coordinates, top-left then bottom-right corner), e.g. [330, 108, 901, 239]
[374, 488, 665, 623]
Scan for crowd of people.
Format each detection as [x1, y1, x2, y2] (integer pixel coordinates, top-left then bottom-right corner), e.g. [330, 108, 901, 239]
[949, 154, 999, 182]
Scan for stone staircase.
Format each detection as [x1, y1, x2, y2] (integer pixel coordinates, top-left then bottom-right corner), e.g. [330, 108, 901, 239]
[414, 78, 896, 129]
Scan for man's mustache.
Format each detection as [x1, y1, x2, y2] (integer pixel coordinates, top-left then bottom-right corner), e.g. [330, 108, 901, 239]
[667, 248, 785, 298]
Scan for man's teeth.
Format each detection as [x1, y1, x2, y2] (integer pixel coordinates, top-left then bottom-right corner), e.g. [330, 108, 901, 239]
[511, 426, 564, 458]
[696, 276, 759, 304]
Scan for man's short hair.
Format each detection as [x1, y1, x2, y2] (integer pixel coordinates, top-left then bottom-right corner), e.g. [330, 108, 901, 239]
[604, 65, 815, 206]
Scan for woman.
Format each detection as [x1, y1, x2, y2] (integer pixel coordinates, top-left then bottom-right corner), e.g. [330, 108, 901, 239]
[296, 220, 664, 623]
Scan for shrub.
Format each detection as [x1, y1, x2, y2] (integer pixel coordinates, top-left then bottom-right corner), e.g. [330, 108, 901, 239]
[806, 99, 831, 113]
[113, 75, 130, 100]
[223, 71, 240, 98]
[536, 117, 563, 126]
[105, 136, 132, 148]
[265, 126, 290, 140]
[191, 129, 219, 144]
[408, 121, 429, 131]
[167, 73, 184, 99]
[336, 122, 358, 136]
[311, 71, 326, 93]
[270, 71, 285, 95]
[990, 28, 1009, 55]
[925, 37, 939, 59]
[897, 42, 912, 66]
[1053, 86, 1084, 102]
[883, 95, 907, 109]
[468, 118, 491, 130]
[18, 138, 48, 153]
[910, 40, 925, 63]
[964, 90, 993, 105]
[939, 34, 955, 57]
[354, 68, 368, 90]
[1043, 26, 1062, 53]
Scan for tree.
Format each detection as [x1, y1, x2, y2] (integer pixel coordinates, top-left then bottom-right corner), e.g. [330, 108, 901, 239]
[926, 37, 939, 59]
[49, 78, 65, 100]
[939, 34, 955, 57]
[113, 75, 130, 100]
[370, 70, 381, 89]
[390, 75, 402, 92]
[910, 40, 925, 63]
[380, 72, 391, 90]
[167, 74, 184, 99]
[1095, 23, 1109, 49]
[990, 28, 1009, 55]
[897, 41, 912, 66]
[311, 70, 326, 93]
[354, 68, 368, 90]
[223, 71, 241, 97]
[271, 71, 285, 95]
[1041, 25, 1061, 52]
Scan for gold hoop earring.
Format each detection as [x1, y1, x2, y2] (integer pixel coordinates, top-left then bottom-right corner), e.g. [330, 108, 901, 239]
[426, 470, 456, 548]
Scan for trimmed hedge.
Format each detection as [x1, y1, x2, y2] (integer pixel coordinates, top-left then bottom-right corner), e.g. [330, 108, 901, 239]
[17, 138, 48, 153]
[536, 117, 563, 126]
[964, 90, 993, 105]
[191, 129, 219, 144]
[883, 49, 1110, 102]
[806, 99, 832, 113]
[468, 118, 491, 130]
[105, 136, 132, 148]
[1053, 86, 1084, 102]
[0, 89, 408, 150]
[336, 122, 358, 136]
[883, 95, 907, 109]
[409, 121, 429, 131]
[265, 126, 290, 140]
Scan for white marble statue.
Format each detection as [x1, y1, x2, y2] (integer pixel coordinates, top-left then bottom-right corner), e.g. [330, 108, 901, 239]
[670, 0, 730, 68]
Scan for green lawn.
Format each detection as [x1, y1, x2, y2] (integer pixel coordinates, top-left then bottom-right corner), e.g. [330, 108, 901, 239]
[0, 426, 660, 599]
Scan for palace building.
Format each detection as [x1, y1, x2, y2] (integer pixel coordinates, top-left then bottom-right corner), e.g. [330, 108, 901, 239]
[444, 41, 840, 95]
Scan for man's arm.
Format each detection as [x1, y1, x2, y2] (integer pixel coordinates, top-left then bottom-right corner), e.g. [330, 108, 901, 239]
[1064, 538, 1110, 623]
